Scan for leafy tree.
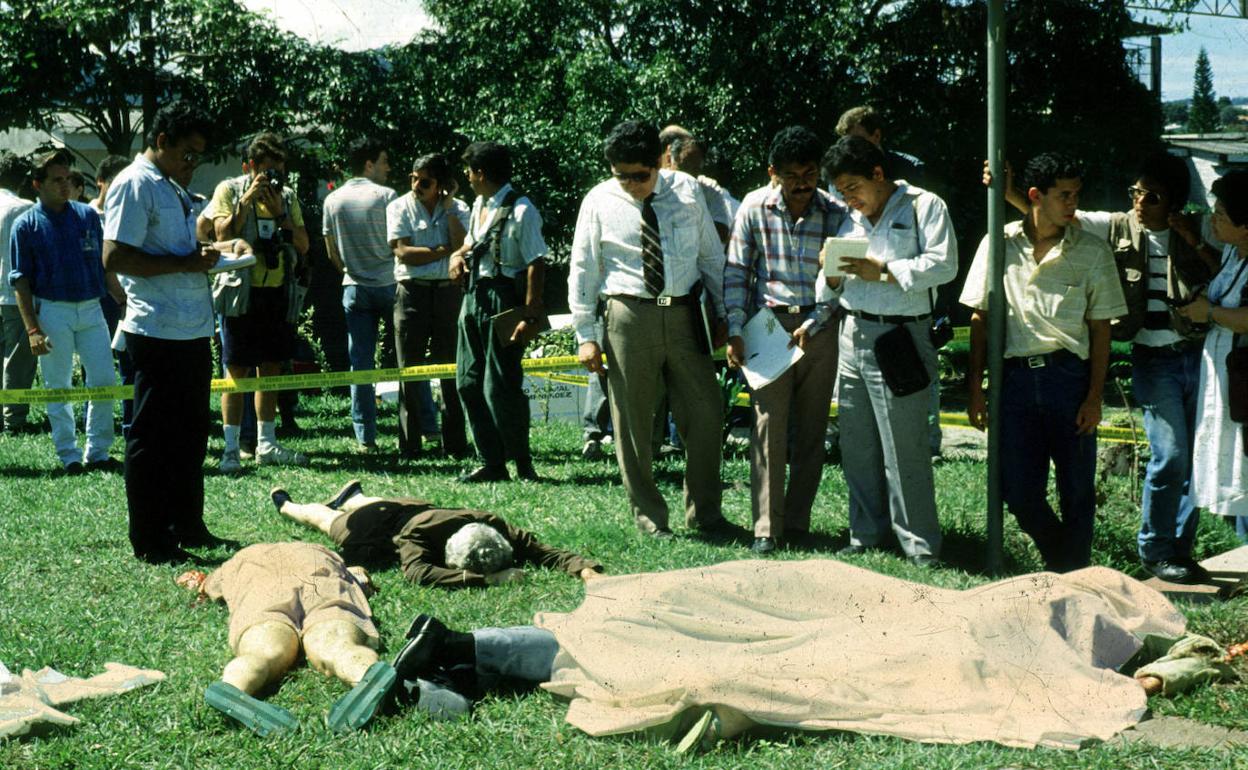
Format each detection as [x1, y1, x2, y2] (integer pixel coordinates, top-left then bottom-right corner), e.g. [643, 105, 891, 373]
[1189, 47, 1219, 133]
[0, 0, 319, 158]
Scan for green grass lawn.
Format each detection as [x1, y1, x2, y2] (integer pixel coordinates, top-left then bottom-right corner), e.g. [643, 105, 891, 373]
[1, 393, 1246, 769]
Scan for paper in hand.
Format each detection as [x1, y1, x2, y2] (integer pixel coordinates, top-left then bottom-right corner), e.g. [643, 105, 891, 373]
[821, 237, 869, 277]
[739, 306, 804, 390]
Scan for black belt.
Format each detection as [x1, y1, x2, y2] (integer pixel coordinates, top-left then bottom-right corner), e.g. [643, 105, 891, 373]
[848, 309, 930, 324]
[402, 278, 455, 288]
[770, 304, 815, 315]
[1005, 349, 1081, 369]
[611, 294, 693, 307]
[1137, 339, 1202, 355]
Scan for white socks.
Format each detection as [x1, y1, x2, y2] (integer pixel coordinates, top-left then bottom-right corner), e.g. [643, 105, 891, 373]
[258, 420, 278, 452]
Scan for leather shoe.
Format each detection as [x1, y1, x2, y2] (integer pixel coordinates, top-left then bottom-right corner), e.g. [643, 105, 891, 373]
[394, 615, 450, 682]
[322, 479, 363, 510]
[1143, 558, 1210, 585]
[458, 465, 510, 483]
[515, 460, 540, 482]
[751, 537, 778, 555]
[908, 554, 941, 568]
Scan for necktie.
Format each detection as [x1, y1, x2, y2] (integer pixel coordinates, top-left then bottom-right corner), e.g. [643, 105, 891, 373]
[640, 193, 665, 297]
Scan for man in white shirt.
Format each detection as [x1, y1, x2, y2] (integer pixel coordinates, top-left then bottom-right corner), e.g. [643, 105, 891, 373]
[449, 142, 546, 483]
[821, 136, 958, 566]
[569, 120, 739, 539]
[0, 151, 36, 435]
[961, 152, 1126, 573]
[387, 153, 471, 460]
[322, 138, 396, 453]
[103, 101, 249, 564]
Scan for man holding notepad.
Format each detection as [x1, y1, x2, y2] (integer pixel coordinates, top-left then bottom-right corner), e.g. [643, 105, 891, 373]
[724, 126, 846, 554]
[820, 135, 958, 567]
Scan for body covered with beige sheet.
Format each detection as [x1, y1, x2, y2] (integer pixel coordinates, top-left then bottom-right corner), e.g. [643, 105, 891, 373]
[535, 560, 1185, 749]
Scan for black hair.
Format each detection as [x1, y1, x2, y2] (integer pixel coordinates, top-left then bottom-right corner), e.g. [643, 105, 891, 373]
[144, 100, 213, 152]
[603, 121, 662, 168]
[346, 137, 387, 176]
[247, 132, 287, 165]
[461, 141, 512, 184]
[821, 135, 886, 180]
[1136, 152, 1190, 212]
[1021, 152, 1083, 195]
[0, 151, 28, 190]
[95, 154, 129, 185]
[411, 152, 454, 190]
[1212, 170, 1248, 228]
[768, 125, 824, 170]
[32, 150, 73, 183]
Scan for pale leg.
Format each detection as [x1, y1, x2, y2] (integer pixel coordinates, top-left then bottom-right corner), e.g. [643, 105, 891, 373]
[303, 620, 379, 686]
[222, 621, 300, 695]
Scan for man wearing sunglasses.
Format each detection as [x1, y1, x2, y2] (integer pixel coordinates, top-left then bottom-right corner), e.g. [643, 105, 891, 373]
[997, 153, 1218, 584]
[569, 120, 739, 539]
[103, 101, 250, 564]
[208, 132, 310, 472]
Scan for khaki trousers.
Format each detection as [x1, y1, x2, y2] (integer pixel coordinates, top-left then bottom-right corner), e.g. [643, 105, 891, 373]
[750, 313, 838, 538]
[603, 297, 723, 532]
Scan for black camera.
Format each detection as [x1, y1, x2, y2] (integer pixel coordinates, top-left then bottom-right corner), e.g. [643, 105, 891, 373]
[263, 168, 285, 188]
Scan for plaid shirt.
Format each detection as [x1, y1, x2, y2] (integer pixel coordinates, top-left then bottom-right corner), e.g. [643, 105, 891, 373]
[724, 184, 845, 337]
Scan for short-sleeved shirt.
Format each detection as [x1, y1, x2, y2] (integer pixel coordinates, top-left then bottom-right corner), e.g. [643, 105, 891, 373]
[103, 154, 213, 340]
[206, 175, 305, 288]
[959, 220, 1127, 360]
[386, 193, 470, 282]
[465, 183, 547, 280]
[8, 201, 105, 302]
[322, 177, 397, 287]
[0, 188, 35, 305]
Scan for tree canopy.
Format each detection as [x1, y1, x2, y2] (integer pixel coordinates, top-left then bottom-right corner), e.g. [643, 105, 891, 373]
[1189, 47, 1219, 134]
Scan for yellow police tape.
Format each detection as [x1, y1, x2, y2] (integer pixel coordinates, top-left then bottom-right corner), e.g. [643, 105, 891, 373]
[0, 325, 1143, 445]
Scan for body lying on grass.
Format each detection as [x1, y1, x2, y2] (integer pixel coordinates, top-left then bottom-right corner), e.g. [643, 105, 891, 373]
[390, 560, 1238, 751]
[270, 479, 603, 587]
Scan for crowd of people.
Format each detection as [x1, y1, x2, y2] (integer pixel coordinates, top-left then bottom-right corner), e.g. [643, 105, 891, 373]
[3, 100, 1248, 583]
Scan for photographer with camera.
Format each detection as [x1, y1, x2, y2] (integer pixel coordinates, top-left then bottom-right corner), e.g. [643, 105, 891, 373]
[209, 132, 310, 472]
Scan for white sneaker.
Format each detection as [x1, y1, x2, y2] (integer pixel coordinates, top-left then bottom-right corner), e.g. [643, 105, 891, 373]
[220, 449, 242, 474]
[257, 443, 309, 467]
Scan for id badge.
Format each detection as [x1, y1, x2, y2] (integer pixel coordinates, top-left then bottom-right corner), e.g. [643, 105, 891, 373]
[257, 218, 276, 240]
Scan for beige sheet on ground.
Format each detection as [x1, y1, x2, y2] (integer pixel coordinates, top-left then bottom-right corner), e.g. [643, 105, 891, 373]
[0, 662, 165, 739]
[536, 561, 1186, 750]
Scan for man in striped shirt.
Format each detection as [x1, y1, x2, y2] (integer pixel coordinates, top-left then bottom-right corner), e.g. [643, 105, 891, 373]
[724, 126, 845, 554]
[323, 138, 396, 453]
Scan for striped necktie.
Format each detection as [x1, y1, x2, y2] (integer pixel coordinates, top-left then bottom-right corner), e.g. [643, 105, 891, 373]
[641, 193, 665, 297]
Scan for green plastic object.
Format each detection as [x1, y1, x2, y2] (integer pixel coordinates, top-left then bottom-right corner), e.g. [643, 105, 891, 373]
[204, 681, 298, 737]
[326, 661, 397, 732]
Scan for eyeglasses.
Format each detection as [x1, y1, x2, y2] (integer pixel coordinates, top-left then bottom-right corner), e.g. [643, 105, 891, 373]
[612, 170, 653, 184]
[1128, 186, 1163, 206]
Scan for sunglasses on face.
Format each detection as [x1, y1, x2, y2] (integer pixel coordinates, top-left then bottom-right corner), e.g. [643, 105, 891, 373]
[1128, 186, 1163, 206]
[613, 170, 652, 184]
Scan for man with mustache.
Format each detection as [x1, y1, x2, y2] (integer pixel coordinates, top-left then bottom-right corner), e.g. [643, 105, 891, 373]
[822, 135, 958, 567]
[724, 126, 845, 554]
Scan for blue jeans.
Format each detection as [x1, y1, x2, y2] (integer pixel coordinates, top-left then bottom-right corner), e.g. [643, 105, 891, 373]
[342, 283, 396, 444]
[1000, 351, 1097, 572]
[1133, 344, 1201, 562]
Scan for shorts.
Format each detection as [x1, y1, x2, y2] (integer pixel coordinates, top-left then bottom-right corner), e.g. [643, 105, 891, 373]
[222, 287, 293, 367]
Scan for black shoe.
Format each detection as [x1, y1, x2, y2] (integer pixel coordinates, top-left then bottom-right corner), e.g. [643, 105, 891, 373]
[786, 530, 815, 550]
[909, 554, 941, 568]
[85, 457, 123, 473]
[515, 460, 540, 482]
[837, 544, 869, 557]
[63, 461, 85, 476]
[1143, 558, 1210, 585]
[751, 537, 778, 555]
[275, 421, 302, 438]
[458, 465, 509, 483]
[271, 487, 292, 513]
[323, 479, 362, 510]
[394, 615, 451, 683]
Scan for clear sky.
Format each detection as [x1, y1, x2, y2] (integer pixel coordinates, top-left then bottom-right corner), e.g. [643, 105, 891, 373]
[244, 1, 1248, 101]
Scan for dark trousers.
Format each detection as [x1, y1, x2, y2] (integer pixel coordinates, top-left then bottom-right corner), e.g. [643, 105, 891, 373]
[396, 279, 467, 456]
[124, 333, 211, 557]
[1000, 351, 1097, 572]
[455, 279, 529, 467]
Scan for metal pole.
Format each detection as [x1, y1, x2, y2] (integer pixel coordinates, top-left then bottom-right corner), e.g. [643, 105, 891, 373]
[985, 0, 1006, 575]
